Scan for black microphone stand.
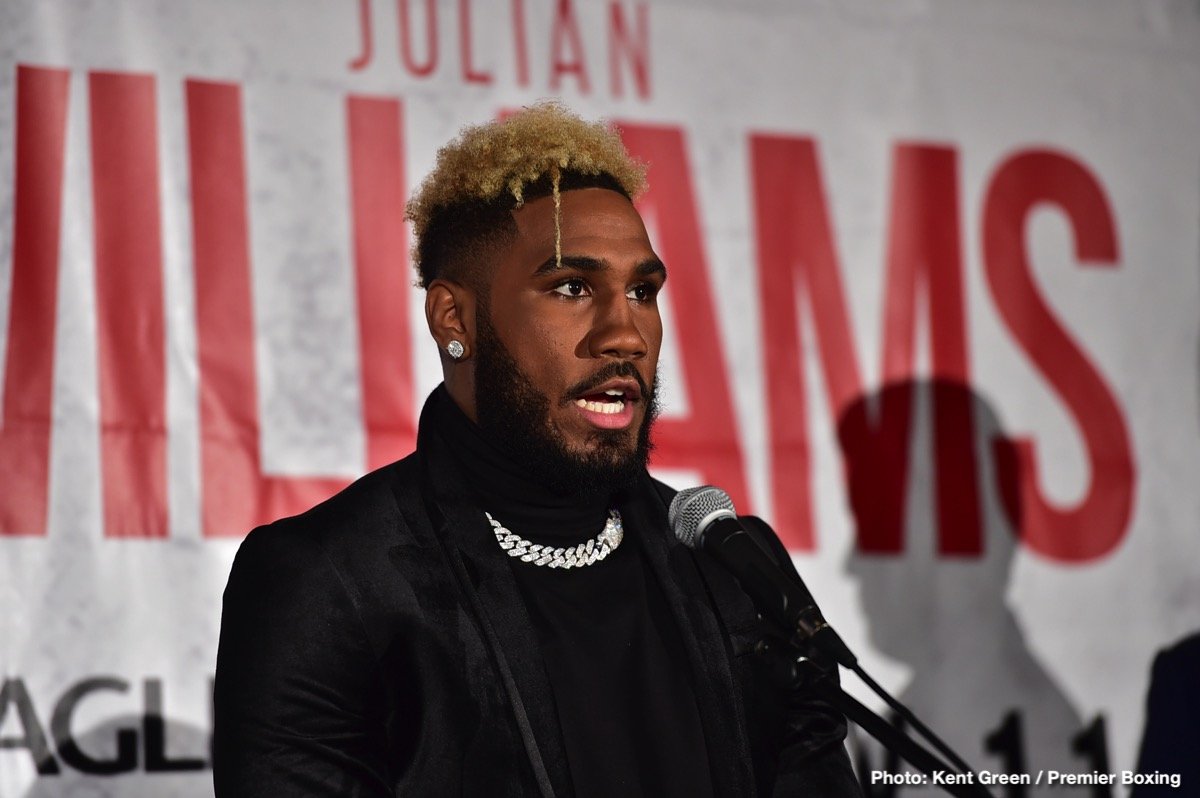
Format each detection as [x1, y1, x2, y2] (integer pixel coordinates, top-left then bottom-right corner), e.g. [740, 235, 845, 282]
[755, 633, 995, 798]
[668, 489, 996, 797]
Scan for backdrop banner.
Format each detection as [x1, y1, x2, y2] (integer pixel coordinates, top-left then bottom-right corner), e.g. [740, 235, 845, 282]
[2, 1, 1198, 795]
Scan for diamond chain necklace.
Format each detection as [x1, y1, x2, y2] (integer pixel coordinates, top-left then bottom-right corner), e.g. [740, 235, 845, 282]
[486, 509, 623, 569]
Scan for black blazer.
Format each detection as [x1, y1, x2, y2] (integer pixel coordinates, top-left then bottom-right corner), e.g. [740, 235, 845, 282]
[213, 408, 862, 796]
[1133, 633, 1200, 797]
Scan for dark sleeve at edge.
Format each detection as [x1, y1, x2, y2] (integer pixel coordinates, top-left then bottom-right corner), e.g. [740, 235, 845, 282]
[212, 523, 391, 797]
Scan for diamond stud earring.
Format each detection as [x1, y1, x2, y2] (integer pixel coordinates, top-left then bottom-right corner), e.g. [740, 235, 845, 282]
[446, 340, 465, 360]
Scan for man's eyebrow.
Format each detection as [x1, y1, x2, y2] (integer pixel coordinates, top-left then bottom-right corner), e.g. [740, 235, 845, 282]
[532, 255, 667, 278]
[636, 258, 667, 279]
[533, 255, 605, 276]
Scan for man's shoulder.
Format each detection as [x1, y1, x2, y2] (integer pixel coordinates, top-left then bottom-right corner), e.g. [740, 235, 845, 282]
[1151, 631, 1200, 687]
[219, 453, 443, 660]
[234, 452, 425, 568]
[1160, 631, 1200, 663]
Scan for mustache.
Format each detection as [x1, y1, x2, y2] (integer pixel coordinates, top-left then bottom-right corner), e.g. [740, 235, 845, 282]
[562, 361, 652, 402]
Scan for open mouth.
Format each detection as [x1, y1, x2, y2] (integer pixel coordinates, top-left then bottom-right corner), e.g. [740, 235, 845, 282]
[573, 387, 633, 415]
[571, 380, 640, 428]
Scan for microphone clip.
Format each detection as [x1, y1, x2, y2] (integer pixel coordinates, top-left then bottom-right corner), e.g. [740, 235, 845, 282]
[752, 635, 836, 692]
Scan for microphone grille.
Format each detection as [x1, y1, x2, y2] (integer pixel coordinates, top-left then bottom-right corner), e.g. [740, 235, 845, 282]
[669, 486, 736, 548]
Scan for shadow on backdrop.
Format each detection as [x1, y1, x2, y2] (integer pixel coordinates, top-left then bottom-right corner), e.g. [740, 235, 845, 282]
[839, 379, 1089, 796]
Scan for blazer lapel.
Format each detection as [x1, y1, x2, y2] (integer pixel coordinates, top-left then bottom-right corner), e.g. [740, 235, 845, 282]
[413, 435, 573, 798]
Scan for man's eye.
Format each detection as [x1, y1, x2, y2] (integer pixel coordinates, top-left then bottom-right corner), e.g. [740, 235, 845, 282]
[553, 279, 589, 297]
[627, 283, 658, 302]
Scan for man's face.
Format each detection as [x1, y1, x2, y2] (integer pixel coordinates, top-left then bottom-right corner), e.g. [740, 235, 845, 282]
[473, 187, 665, 494]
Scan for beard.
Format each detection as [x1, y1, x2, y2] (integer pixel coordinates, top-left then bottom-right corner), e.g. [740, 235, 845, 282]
[473, 307, 658, 497]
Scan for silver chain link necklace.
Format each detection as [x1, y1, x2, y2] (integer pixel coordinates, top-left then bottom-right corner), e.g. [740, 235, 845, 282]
[486, 509, 623, 569]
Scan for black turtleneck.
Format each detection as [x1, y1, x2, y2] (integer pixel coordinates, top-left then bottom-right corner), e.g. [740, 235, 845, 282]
[429, 386, 714, 798]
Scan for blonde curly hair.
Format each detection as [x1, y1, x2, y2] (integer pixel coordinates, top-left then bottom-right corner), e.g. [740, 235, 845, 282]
[405, 101, 646, 288]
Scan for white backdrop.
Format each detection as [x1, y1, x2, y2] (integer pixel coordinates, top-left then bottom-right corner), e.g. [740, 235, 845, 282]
[1, 0, 1198, 795]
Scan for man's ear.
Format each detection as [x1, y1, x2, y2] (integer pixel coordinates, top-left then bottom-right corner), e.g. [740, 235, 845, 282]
[425, 279, 476, 361]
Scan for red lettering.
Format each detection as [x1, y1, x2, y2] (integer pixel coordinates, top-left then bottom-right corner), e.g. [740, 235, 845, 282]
[0, 66, 69, 537]
[835, 384, 913, 555]
[512, 0, 530, 87]
[751, 135, 863, 550]
[187, 81, 347, 537]
[983, 149, 1134, 562]
[459, 0, 493, 84]
[549, 0, 591, 94]
[349, 0, 374, 71]
[879, 144, 980, 555]
[90, 72, 168, 538]
[188, 84, 415, 537]
[347, 95, 417, 470]
[398, 0, 438, 78]
[754, 138, 989, 555]
[608, 2, 650, 100]
[617, 122, 749, 513]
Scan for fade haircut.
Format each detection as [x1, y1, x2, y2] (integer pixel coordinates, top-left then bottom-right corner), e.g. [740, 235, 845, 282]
[405, 102, 647, 292]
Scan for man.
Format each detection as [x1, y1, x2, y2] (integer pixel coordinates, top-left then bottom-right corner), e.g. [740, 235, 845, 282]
[1133, 632, 1200, 796]
[213, 102, 861, 796]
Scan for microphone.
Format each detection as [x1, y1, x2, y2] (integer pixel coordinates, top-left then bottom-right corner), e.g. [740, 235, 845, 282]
[669, 486, 856, 668]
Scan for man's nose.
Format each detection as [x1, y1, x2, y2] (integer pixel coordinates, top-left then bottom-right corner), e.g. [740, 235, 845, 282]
[586, 296, 647, 360]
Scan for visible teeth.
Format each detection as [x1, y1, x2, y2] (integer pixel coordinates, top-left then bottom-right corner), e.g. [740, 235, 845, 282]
[604, 388, 625, 397]
[574, 398, 625, 414]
